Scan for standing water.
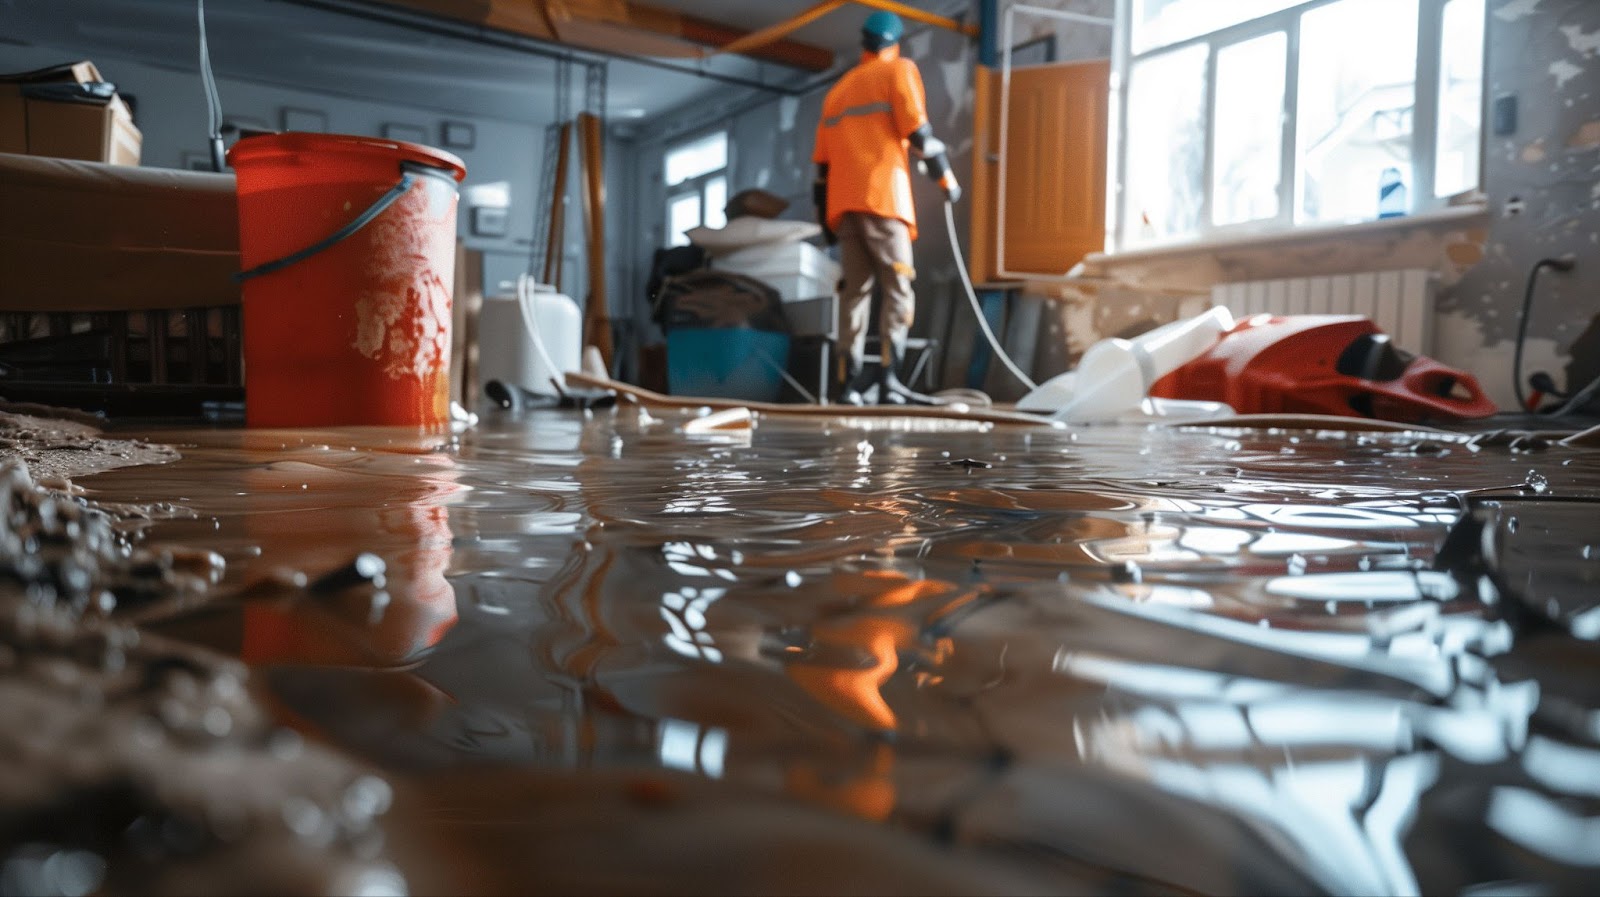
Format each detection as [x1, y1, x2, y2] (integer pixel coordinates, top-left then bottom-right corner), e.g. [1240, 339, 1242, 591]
[14, 408, 1600, 894]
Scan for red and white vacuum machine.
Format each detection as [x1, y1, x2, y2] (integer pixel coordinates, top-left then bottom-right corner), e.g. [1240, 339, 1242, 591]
[1150, 314, 1498, 424]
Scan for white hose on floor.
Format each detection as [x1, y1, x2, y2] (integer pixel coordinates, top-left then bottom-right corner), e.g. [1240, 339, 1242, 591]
[944, 199, 1038, 393]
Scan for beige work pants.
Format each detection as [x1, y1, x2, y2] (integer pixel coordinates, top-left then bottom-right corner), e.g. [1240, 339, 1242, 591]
[835, 212, 915, 371]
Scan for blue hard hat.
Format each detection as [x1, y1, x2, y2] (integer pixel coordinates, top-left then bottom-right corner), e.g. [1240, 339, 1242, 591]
[861, 10, 904, 50]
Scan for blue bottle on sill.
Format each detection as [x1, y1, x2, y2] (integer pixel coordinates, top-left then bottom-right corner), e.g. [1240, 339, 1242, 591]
[1378, 167, 1408, 219]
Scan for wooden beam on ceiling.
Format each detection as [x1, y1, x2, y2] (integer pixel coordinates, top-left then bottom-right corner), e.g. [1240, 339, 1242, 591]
[848, 0, 978, 38]
[698, 0, 847, 61]
[375, 0, 836, 72]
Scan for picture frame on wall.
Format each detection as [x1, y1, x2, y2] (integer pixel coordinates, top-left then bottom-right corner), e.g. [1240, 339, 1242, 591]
[382, 123, 429, 144]
[281, 107, 327, 133]
[441, 120, 475, 150]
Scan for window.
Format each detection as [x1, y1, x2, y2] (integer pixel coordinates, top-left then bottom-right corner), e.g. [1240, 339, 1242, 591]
[1115, 0, 1486, 249]
[1213, 32, 1287, 226]
[1124, 43, 1208, 243]
[664, 131, 729, 247]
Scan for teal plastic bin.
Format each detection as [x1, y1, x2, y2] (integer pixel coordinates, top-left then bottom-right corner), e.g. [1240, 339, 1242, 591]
[666, 328, 791, 403]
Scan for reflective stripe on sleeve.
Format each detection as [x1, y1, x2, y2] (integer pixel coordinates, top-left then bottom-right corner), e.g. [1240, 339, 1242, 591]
[822, 101, 894, 128]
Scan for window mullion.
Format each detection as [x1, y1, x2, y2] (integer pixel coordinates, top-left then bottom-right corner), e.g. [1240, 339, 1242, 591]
[1199, 38, 1219, 237]
[1414, 0, 1445, 206]
[1111, 0, 1134, 251]
[1280, 15, 1302, 225]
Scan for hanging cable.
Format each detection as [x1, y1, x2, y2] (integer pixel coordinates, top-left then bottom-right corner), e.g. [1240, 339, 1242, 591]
[1511, 255, 1575, 412]
[944, 199, 1037, 392]
[197, 0, 227, 170]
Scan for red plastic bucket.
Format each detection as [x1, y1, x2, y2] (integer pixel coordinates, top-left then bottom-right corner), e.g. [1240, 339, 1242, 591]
[228, 133, 467, 428]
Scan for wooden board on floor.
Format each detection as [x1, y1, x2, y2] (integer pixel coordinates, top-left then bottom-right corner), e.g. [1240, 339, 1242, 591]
[564, 372, 1061, 427]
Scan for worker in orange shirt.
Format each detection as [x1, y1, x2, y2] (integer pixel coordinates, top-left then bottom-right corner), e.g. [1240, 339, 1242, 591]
[813, 11, 961, 405]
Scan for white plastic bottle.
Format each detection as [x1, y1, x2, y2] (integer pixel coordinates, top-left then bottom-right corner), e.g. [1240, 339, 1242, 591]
[477, 276, 581, 406]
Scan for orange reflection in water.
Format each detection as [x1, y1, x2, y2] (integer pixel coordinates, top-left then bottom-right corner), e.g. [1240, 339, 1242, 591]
[235, 445, 463, 670]
[784, 571, 958, 733]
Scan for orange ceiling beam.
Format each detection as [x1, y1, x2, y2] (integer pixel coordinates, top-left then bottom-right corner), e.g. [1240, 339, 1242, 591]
[375, 0, 837, 72]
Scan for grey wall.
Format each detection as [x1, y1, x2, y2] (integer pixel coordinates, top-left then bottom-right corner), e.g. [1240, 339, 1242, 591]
[1439, 0, 1600, 411]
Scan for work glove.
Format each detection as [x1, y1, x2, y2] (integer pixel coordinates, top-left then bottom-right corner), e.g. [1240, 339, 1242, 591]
[939, 172, 962, 205]
[910, 126, 960, 204]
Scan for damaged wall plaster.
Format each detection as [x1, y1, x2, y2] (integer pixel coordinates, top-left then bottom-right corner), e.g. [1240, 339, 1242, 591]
[1442, 0, 1600, 409]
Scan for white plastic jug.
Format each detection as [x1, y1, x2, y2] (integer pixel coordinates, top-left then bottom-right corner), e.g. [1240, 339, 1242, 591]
[478, 277, 581, 407]
[1019, 307, 1236, 422]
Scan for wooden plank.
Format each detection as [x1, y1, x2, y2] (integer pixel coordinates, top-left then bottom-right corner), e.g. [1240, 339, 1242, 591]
[577, 112, 613, 371]
[698, 0, 845, 59]
[544, 121, 572, 289]
[378, 0, 836, 72]
[564, 372, 1062, 427]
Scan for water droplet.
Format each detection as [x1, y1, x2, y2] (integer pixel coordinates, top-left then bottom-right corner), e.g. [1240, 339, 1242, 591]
[1507, 516, 1520, 534]
[1525, 471, 1550, 493]
[280, 796, 327, 841]
[784, 571, 802, 588]
[1287, 554, 1307, 575]
[202, 706, 233, 738]
[341, 775, 393, 824]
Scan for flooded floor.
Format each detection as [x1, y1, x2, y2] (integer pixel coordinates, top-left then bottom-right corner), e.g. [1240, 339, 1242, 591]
[40, 408, 1600, 893]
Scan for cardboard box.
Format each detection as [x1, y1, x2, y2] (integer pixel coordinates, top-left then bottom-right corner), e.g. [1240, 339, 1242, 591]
[0, 60, 142, 166]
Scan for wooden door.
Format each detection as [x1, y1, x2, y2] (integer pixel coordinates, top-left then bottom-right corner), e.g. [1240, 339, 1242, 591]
[970, 59, 1109, 281]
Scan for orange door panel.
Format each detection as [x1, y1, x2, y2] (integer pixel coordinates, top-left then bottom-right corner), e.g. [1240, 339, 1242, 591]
[971, 60, 1110, 281]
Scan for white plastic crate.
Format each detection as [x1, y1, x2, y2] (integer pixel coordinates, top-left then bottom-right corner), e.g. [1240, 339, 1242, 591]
[713, 241, 840, 303]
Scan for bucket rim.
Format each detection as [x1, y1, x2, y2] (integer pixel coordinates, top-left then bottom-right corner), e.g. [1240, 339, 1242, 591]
[226, 131, 466, 182]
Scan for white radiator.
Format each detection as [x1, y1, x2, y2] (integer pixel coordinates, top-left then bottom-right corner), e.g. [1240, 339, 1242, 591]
[1211, 269, 1437, 353]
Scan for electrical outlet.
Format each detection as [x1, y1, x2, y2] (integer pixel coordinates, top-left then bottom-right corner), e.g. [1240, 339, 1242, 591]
[1493, 94, 1518, 136]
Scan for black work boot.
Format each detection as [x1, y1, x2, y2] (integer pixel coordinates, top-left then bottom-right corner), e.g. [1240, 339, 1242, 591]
[878, 336, 927, 405]
[838, 358, 877, 406]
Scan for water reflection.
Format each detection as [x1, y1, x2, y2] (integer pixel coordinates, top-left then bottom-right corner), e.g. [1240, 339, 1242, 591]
[82, 408, 1600, 894]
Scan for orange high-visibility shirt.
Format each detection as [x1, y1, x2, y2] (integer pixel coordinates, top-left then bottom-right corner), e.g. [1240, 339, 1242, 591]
[813, 45, 930, 241]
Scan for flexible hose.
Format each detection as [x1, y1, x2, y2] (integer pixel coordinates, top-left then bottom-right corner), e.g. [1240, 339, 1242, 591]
[196, 0, 226, 170]
[516, 273, 568, 396]
[944, 200, 1037, 392]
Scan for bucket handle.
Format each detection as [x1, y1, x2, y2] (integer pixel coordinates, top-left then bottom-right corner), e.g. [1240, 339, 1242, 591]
[235, 162, 451, 283]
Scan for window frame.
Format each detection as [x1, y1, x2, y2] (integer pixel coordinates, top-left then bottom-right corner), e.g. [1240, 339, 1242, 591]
[1110, 0, 1483, 252]
[663, 128, 731, 247]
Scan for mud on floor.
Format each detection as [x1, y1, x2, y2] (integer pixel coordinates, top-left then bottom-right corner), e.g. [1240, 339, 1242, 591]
[4, 407, 1600, 895]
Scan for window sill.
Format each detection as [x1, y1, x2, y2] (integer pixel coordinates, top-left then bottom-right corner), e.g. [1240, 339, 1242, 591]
[1077, 203, 1491, 291]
